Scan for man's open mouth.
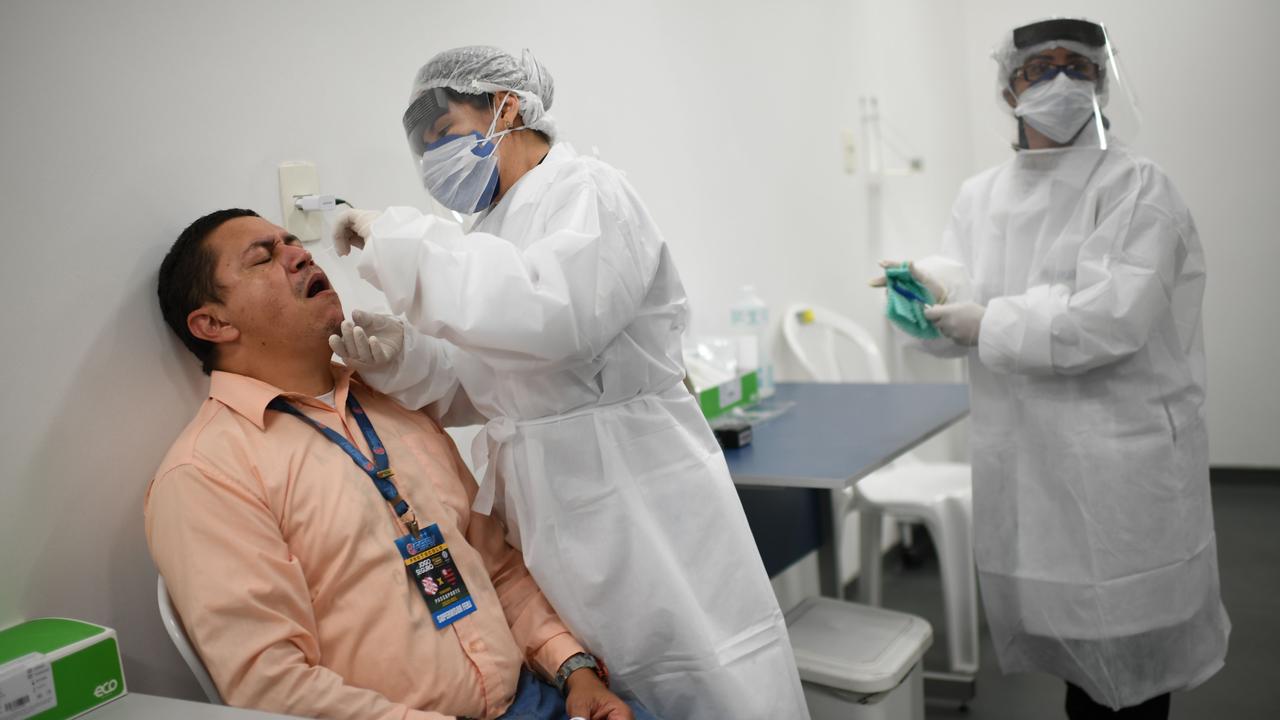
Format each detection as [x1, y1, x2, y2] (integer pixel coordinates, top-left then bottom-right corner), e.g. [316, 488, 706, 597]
[305, 273, 331, 298]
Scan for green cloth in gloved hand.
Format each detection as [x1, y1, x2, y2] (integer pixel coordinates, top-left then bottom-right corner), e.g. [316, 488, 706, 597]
[884, 263, 941, 339]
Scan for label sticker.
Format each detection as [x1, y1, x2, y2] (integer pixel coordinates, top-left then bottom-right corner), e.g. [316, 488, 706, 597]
[0, 654, 56, 720]
[719, 378, 743, 407]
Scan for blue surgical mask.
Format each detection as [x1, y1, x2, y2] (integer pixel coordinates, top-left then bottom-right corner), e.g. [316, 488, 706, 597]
[418, 98, 520, 214]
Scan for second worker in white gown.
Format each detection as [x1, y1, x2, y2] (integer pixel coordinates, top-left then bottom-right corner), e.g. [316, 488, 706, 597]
[329, 46, 809, 720]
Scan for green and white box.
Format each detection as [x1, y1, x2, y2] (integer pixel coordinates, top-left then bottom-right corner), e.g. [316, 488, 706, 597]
[696, 369, 760, 421]
[0, 619, 126, 720]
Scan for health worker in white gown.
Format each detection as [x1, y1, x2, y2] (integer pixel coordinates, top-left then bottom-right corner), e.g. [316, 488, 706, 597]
[873, 18, 1229, 717]
[328, 46, 809, 720]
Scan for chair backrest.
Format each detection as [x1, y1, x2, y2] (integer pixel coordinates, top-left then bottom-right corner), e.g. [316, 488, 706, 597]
[782, 303, 891, 383]
[782, 303, 921, 466]
[156, 575, 223, 704]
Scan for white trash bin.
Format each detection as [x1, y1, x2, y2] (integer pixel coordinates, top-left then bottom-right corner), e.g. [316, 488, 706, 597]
[786, 597, 933, 720]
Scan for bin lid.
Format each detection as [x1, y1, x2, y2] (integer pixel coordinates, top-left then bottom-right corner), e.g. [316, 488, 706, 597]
[785, 597, 933, 694]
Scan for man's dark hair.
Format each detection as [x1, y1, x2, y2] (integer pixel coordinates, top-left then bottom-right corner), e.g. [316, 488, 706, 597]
[157, 208, 259, 375]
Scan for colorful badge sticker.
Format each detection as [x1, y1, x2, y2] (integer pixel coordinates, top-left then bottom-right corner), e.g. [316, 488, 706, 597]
[394, 523, 477, 629]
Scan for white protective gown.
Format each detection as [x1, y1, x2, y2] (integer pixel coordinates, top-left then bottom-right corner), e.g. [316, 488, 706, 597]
[913, 139, 1230, 709]
[353, 143, 809, 720]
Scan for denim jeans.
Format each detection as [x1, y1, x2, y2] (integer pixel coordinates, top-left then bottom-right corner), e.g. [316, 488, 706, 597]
[496, 669, 660, 720]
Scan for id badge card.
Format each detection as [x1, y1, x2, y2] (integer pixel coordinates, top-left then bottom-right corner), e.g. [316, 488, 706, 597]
[395, 523, 478, 629]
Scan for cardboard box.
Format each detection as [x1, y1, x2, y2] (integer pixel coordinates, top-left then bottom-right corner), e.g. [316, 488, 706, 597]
[0, 619, 126, 720]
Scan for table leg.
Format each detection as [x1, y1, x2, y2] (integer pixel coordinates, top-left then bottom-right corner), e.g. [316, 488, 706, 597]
[817, 489, 841, 597]
[856, 506, 884, 605]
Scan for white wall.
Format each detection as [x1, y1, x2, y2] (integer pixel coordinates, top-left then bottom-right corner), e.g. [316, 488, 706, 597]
[1, 0, 1275, 704]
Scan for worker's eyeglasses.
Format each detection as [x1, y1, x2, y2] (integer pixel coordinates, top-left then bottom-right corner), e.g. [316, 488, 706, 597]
[1014, 59, 1100, 85]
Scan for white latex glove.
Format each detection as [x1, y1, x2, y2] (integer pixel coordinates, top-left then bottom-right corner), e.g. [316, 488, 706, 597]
[332, 208, 381, 256]
[328, 310, 406, 369]
[868, 260, 948, 304]
[924, 302, 986, 346]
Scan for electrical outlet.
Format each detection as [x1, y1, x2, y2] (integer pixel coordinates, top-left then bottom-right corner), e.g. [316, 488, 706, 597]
[841, 129, 857, 175]
[278, 161, 322, 242]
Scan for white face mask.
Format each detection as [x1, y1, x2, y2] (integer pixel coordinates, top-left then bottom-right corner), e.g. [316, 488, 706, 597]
[1014, 74, 1100, 144]
[419, 97, 521, 214]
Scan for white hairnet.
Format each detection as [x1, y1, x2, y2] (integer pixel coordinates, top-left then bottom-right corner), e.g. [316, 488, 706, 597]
[406, 46, 557, 142]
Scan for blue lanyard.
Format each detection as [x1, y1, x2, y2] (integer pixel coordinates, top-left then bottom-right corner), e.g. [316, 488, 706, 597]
[268, 392, 421, 538]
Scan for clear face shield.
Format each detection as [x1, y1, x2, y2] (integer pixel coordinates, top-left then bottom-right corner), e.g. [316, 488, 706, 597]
[994, 18, 1141, 151]
[402, 88, 518, 215]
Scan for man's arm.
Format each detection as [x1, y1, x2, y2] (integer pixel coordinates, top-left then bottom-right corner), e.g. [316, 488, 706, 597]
[455, 485, 635, 719]
[146, 464, 455, 720]
[432, 434, 583, 679]
[460, 509, 584, 679]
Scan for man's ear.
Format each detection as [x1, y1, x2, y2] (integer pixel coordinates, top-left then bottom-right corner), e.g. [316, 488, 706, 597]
[1003, 88, 1017, 108]
[188, 304, 239, 345]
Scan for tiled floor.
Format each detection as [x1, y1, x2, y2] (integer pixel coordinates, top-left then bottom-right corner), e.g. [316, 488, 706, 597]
[851, 479, 1280, 719]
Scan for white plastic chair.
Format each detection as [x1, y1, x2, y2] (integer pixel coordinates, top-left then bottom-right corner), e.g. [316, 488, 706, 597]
[781, 302, 979, 676]
[157, 575, 223, 704]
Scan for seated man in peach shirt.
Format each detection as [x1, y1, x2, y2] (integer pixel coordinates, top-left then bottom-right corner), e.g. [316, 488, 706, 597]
[147, 208, 657, 720]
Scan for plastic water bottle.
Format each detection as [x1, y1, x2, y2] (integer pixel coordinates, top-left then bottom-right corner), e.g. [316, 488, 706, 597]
[730, 285, 775, 398]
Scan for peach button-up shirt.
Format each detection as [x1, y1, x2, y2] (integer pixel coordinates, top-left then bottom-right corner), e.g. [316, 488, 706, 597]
[145, 367, 583, 719]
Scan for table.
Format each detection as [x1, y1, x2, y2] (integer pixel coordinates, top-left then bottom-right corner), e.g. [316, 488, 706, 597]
[86, 693, 302, 718]
[728, 382, 974, 703]
[726, 382, 969, 592]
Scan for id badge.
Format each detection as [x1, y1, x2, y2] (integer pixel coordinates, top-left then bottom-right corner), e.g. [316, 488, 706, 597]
[395, 523, 478, 629]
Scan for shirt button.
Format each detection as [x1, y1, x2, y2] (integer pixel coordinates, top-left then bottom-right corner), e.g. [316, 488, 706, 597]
[469, 639, 486, 653]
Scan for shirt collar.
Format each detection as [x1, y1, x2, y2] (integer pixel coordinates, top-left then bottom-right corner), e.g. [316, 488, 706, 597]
[209, 364, 357, 430]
